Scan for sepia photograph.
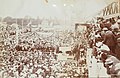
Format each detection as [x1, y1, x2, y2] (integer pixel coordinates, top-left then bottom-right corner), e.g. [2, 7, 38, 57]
[0, 0, 120, 78]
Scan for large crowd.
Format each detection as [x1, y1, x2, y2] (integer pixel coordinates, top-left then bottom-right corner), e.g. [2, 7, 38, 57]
[0, 21, 88, 78]
[87, 16, 120, 77]
[1, 49, 88, 78]
[1, 15, 120, 77]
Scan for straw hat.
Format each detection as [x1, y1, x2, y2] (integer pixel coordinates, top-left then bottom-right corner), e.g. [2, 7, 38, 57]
[117, 19, 120, 23]
[117, 38, 120, 43]
[105, 59, 113, 65]
[102, 27, 108, 31]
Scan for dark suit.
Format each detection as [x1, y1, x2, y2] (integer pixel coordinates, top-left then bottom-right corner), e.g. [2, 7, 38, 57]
[115, 43, 120, 60]
[103, 31, 116, 54]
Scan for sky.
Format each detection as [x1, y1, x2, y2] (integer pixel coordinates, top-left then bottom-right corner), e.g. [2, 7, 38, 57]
[0, 0, 116, 21]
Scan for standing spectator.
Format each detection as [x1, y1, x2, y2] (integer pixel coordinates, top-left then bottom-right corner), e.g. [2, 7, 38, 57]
[102, 27, 116, 55]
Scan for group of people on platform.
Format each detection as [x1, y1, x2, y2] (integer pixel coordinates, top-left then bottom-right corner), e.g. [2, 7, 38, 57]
[88, 16, 120, 77]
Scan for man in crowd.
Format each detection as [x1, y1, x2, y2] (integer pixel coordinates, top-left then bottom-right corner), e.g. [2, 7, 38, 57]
[102, 27, 116, 55]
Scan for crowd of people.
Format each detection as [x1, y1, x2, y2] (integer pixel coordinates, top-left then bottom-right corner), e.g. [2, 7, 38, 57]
[2, 15, 120, 77]
[87, 16, 120, 77]
[0, 21, 88, 78]
[0, 49, 88, 78]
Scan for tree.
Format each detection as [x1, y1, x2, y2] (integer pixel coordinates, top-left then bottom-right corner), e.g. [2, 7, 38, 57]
[3, 16, 13, 25]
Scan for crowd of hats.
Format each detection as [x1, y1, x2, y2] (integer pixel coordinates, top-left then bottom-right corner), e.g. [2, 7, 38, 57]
[0, 46, 88, 78]
[0, 22, 89, 78]
[87, 16, 120, 77]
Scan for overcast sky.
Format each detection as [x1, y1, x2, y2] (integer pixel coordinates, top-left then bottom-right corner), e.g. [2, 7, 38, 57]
[0, 0, 116, 19]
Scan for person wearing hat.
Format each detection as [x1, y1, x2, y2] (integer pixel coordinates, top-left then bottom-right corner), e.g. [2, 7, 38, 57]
[100, 27, 108, 40]
[111, 22, 119, 35]
[104, 55, 120, 75]
[104, 58, 114, 74]
[102, 27, 117, 55]
[108, 62, 120, 77]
